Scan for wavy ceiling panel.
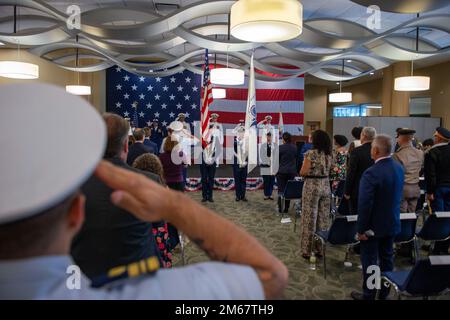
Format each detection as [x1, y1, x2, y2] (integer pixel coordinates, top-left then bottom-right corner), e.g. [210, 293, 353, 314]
[0, 0, 449, 82]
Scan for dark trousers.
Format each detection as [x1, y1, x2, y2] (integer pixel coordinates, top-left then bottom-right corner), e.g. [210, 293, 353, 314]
[167, 182, 185, 192]
[432, 186, 450, 254]
[181, 166, 187, 190]
[166, 182, 184, 248]
[277, 173, 296, 213]
[233, 164, 248, 200]
[360, 236, 394, 300]
[200, 163, 216, 200]
[263, 175, 275, 197]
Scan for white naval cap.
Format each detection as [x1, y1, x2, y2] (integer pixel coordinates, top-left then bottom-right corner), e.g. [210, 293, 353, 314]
[0, 83, 106, 225]
[168, 121, 184, 132]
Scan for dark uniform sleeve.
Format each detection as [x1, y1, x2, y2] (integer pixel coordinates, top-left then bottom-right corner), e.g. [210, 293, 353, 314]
[344, 149, 358, 195]
[424, 150, 437, 194]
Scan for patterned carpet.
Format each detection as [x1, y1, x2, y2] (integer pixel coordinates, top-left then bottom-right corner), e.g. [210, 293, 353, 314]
[173, 190, 449, 300]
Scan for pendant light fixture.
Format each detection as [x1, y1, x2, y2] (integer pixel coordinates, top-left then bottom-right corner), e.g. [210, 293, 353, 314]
[0, 6, 39, 79]
[211, 42, 226, 99]
[329, 60, 352, 103]
[230, 0, 303, 43]
[66, 36, 91, 96]
[211, 14, 245, 86]
[394, 14, 430, 92]
[212, 88, 226, 99]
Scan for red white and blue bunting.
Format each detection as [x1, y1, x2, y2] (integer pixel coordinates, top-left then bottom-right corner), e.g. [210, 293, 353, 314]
[185, 178, 277, 192]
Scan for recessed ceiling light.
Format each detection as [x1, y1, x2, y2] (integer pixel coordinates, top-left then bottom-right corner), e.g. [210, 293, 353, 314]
[370, 72, 375, 75]
[346, 60, 352, 63]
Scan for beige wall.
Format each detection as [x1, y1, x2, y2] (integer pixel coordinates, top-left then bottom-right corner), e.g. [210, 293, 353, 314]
[304, 84, 328, 135]
[304, 60, 450, 130]
[413, 61, 450, 128]
[0, 49, 105, 112]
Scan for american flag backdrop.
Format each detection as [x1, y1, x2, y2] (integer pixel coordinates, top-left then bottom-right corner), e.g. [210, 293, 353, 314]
[106, 66, 304, 141]
[106, 66, 202, 129]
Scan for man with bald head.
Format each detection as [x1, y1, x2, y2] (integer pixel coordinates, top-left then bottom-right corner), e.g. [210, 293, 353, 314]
[351, 134, 404, 300]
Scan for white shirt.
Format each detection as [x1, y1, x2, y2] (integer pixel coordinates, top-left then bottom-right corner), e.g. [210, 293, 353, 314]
[0, 256, 264, 300]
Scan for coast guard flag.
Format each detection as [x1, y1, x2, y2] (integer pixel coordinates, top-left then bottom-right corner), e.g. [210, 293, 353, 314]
[245, 53, 258, 174]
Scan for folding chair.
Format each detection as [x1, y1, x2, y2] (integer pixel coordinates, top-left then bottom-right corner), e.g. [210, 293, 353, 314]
[395, 213, 419, 264]
[314, 215, 359, 279]
[279, 179, 304, 229]
[381, 256, 450, 300]
[416, 212, 450, 255]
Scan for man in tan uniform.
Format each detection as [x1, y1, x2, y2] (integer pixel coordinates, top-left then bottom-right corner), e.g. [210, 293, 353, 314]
[393, 129, 424, 213]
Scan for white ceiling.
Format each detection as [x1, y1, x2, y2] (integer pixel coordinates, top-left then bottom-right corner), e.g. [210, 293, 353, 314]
[1, 0, 450, 83]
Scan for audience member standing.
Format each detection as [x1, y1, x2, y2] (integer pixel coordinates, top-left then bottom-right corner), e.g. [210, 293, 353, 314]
[276, 132, 298, 213]
[143, 127, 159, 155]
[127, 128, 155, 165]
[299, 130, 333, 259]
[424, 127, 450, 255]
[150, 119, 164, 151]
[344, 127, 376, 214]
[351, 135, 404, 300]
[296, 134, 313, 172]
[159, 138, 185, 192]
[71, 113, 161, 280]
[348, 126, 363, 154]
[330, 135, 348, 196]
[393, 129, 424, 213]
[260, 132, 278, 200]
[132, 154, 173, 268]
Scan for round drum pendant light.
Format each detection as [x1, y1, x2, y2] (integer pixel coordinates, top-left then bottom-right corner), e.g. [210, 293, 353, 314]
[212, 88, 226, 99]
[0, 6, 39, 80]
[394, 15, 430, 92]
[329, 60, 352, 103]
[230, 0, 303, 43]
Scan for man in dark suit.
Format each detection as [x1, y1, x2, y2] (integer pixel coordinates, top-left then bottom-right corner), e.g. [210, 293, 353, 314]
[276, 132, 298, 213]
[424, 127, 450, 254]
[351, 134, 404, 300]
[71, 113, 161, 281]
[344, 127, 376, 214]
[127, 128, 156, 165]
[143, 127, 159, 155]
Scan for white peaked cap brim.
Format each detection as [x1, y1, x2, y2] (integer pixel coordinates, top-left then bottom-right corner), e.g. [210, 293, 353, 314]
[0, 83, 106, 224]
[169, 121, 184, 132]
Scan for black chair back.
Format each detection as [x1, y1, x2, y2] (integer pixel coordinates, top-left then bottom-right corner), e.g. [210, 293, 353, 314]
[395, 213, 418, 243]
[404, 258, 450, 296]
[283, 180, 304, 200]
[327, 215, 359, 245]
[417, 214, 450, 241]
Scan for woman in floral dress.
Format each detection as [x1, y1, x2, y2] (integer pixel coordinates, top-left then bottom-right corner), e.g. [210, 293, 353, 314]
[330, 135, 348, 196]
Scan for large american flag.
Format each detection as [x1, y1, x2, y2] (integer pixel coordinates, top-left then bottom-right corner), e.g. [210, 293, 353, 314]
[106, 66, 304, 145]
[106, 66, 201, 130]
[201, 49, 213, 146]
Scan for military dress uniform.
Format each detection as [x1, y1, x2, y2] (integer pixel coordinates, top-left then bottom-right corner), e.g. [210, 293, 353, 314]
[233, 127, 248, 201]
[424, 127, 450, 254]
[200, 114, 223, 202]
[393, 129, 424, 213]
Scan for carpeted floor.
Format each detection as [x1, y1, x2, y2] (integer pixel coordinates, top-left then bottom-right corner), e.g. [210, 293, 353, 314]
[172, 190, 449, 300]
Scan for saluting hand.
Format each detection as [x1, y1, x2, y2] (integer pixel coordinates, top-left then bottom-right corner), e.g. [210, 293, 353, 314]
[95, 160, 178, 222]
